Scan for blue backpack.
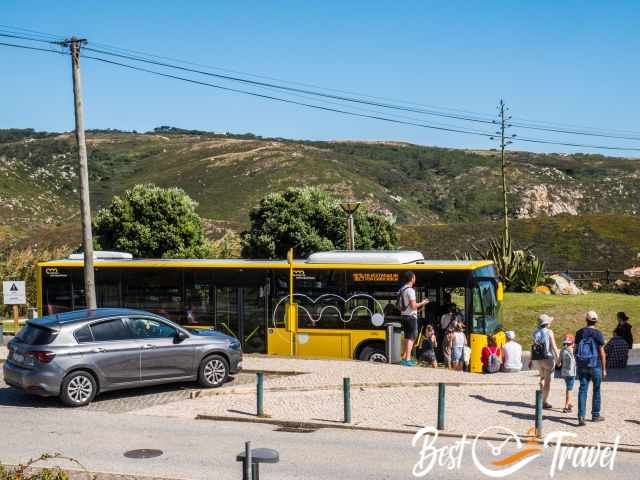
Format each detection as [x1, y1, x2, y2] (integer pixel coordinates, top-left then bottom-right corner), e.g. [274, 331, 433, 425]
[576, 335, 598, 368]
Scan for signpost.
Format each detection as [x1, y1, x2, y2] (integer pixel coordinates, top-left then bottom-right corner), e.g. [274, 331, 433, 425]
[3, 281, 26, 331]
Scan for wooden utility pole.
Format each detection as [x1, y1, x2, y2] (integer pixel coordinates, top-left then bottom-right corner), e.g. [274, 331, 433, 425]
[57, 36, 97, 308]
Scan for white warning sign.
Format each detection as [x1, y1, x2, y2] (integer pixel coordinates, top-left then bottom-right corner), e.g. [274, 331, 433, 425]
[2, 281, 26, 305]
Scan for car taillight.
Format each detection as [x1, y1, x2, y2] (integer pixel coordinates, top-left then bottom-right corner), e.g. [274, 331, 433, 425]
[25, 351, 56, 363]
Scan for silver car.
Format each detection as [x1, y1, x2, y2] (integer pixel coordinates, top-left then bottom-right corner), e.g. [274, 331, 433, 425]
[3, 308, 242, 407]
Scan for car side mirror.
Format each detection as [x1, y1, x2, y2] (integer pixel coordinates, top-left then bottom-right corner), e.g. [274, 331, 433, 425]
[174, 330, 189, 343]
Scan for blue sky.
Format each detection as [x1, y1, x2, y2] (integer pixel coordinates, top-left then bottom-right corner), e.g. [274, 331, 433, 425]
[2, 1, 639, 155]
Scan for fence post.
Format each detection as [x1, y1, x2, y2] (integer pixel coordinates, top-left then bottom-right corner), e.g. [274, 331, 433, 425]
[437, 383, 446, 430]
[535, 390, 543, 438]
[343, 377, 351, 423]
[256, 372, 264, 417]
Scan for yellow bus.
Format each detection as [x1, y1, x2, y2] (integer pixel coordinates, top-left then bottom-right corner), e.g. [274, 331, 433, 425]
[37, 250, 504, 372]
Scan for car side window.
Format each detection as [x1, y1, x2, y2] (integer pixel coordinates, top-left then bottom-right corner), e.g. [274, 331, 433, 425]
[127, 317, 177, 339]
[90, 318, 134, 342]
[74, 324, 94, 343]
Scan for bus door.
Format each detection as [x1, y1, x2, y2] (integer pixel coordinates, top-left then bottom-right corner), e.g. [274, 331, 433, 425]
[215, 286, 267, 353]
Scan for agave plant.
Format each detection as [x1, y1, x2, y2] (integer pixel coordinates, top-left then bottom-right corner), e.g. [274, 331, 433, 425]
[463, 233, 545, 292]
[514, 253, 545, 292]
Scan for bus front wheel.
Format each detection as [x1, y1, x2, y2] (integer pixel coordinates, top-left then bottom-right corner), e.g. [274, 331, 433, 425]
[359, 345, 388, 363]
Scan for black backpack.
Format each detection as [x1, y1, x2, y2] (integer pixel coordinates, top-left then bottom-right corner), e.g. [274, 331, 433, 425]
[396, 286, 409, 313]
[531, 330, 548, 361]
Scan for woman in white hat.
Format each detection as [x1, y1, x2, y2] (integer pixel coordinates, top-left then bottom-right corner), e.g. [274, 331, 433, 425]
[529, 313, 560, 408]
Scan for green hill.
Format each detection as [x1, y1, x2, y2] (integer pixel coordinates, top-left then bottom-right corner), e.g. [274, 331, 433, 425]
[1, 127, 639, 270]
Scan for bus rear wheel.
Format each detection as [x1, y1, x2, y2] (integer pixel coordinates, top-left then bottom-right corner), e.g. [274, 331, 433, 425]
[359, 345, 388, 363]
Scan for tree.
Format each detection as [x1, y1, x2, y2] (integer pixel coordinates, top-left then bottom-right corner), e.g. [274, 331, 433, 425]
[93, 184, 214, 258]
[241, 187, 397, 258]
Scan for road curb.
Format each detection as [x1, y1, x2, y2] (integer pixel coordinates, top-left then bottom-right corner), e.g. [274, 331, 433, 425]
[196, 415, 640, 454]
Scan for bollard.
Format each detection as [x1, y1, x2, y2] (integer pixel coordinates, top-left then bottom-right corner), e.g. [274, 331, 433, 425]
[256, 372, 264, 417]
[343, 377, 351, 423]
[535, 389, 543, 438]
[243, 441, 252, 480]
[437, 383, 446, 430]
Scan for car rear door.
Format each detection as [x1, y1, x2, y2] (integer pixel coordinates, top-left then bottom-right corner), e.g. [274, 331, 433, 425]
[83, 317, 142, 387]
[126, 317, 195, 382]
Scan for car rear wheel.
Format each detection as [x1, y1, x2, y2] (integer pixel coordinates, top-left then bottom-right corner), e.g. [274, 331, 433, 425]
[198, 355, 229, 388]
[359, 345, 388, 363]
[60, 371, 97, 407]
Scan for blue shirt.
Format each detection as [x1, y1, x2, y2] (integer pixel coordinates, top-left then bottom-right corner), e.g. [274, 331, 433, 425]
[575, 327, 605, 368]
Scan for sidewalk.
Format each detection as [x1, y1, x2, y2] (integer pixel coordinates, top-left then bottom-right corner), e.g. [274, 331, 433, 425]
[133, 355, 640, 448]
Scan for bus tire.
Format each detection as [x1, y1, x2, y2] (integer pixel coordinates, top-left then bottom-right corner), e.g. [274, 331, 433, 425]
[198, 355, 229, 388]
[359, 345, 388, 363]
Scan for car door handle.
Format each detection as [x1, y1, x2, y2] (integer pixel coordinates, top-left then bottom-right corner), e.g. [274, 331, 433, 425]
[142, 344, 155, 349]
[92, 347, 106, 353]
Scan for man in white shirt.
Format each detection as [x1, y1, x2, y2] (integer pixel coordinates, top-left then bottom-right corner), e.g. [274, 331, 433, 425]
[502, 330, 523, 372]
[440, 303, 462, 332]
[398, 271, 429, 366]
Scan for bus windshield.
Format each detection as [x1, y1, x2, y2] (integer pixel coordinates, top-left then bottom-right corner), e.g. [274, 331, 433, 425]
[472, 280, 501, 334]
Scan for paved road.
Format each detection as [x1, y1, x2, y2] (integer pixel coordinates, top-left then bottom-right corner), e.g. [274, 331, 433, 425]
[0, 403, 637, 479]
[0, 373, 253, 413]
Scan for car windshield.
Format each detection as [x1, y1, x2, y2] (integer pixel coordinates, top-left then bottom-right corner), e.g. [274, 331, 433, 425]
[16, 324, 58, 345]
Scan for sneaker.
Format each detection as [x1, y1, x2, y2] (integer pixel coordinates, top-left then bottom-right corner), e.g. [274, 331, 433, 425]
[592, 416, 605, 423]
[578, 417, 586, 426]
[543, 402, 553, 409]
[401, 360, 415, 367]
[408, 359, 417, 366]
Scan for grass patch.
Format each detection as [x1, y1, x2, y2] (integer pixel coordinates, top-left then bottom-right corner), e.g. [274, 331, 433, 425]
[502, 292, 640, 346]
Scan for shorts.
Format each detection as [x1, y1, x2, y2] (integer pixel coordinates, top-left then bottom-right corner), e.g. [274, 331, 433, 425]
[452, 345, 464, 363]
[422, 349, 437, 364]
[401, 315, 418, 341]
[564, 376, 576, 391]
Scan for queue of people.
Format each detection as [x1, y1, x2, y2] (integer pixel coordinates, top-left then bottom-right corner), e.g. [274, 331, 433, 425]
[528, 310, 634, 426]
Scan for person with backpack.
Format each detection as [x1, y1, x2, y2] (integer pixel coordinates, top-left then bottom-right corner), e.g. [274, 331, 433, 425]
[575, 310, 607, 426]
[529, 314, 560, 409]
[481, 334, 503, 373]
[397, 271, 429, 367]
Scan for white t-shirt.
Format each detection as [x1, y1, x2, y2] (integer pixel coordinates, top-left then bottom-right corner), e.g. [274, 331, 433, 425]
[400, 286, 417, 317]
[452, 331, 466, 348]
[502, 341, 523, 370]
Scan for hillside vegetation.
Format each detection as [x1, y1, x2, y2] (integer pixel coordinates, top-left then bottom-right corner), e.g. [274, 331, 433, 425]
[1, 128, 639, 270]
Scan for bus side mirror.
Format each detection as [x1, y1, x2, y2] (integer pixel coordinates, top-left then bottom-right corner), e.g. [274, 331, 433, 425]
[497, 282, 504, 302]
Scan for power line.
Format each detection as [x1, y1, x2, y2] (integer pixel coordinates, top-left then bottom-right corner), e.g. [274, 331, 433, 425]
[83, 46, 500, 126]
[83, 46, 640, 143]
[0, 40, 64, 55]
[80, 53, 498, 139]
[2, 37, 640, 152]
[3, 24, 640, 141]
[0, 32, 58, 44]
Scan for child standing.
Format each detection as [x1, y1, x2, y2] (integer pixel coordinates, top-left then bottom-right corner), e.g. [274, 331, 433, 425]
[560, 334, 577, 413]
[419, 325, 438, 368]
